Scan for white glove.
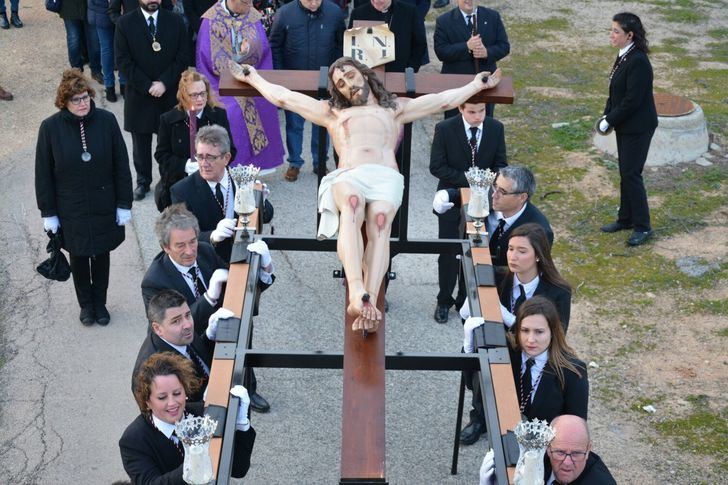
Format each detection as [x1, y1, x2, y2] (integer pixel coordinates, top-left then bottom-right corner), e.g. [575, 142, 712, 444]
[206, 307, 235, 341]
[211, 218, 236, 243]
[43, 216, 60, 234]
[255, 179, 270, 201]
[599, 119, 610, 132]
[432, 190, 454, 214]
[479, 449, 496, 485]
[116, 208, 132, 226]
[184, 158, 199, 175]
[247, 240, 272, 268]
[230, 385, 251, 431]
[500, 303, 516, 328]
[459, 298, 471, 320]
[206, 268, 229, 301]
[463, 316, 485, 353]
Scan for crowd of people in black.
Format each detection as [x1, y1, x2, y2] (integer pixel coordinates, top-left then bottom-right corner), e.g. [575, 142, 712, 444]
[31, 0, 658, 481]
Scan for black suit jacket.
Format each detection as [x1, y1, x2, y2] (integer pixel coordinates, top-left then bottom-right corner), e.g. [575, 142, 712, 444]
[604, 48, 658, 134]
[511, 349, 588, 423]
[141, 242, 227, 334]
[434, 6, 510, 75]
[131, 332, 214, 402]
[348, 0, 427, 73]
[499, 275, 571, 332]
[491, 203, 553, 270]
[544, 452, 617, 485]
[115, 8, 190, 133]
[119, 405, 255, 484]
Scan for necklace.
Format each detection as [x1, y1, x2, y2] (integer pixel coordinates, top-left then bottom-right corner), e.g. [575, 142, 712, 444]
[79, 120, 91, 162]
[214, 171, 232, 216]
[608, 44, 635, 82]
[518, 360, 544, 414]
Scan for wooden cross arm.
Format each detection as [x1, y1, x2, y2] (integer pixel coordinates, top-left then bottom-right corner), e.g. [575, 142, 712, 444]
[218, 68, 514, 105]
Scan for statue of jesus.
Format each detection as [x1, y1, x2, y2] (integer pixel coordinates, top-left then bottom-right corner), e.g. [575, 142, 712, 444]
[230, 57, 501, 333]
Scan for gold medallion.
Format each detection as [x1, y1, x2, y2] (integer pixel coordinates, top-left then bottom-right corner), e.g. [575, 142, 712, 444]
[152, 41, 161, 52]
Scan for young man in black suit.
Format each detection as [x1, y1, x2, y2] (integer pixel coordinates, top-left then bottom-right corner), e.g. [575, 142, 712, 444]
[430, 101, 507, 323]
[434, 0, 509, 117]
[115, 0, 189, 200]
[349, 0, 428, 73]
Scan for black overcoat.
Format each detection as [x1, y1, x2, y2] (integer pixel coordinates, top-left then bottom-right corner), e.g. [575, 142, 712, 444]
[35, 102, 133, 257]
[115, 8, 190, 133]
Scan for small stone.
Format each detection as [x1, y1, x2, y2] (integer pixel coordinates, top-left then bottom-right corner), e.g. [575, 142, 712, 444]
[676, 256, 719, 277]
[710, 142, 721, 151]
[645, 292, 655, 298]
[695, 157, 713, 166]
[551, 122, 570, 128]
[642, 404, 657, 413]
[589, 361, 600, 368]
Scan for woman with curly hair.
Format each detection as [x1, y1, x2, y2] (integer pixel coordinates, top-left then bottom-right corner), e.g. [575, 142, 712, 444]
[35, 69, 133, 327]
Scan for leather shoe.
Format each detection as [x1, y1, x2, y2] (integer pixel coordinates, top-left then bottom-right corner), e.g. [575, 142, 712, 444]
[284, 165, 300, 182]
[95, 304, 110, 326]
[627, 230, 654, 246]
[600, 221, 633, 233]
[249, 391, 270, 413]
[433, 0, 449, 7]
[79, 306, 95, 326]
[0, 84, 12, 101]
[459, 420, 485, 445]
[105, 87, 117, 103]
[10, 11, 22, 27]
[0, 13, 8, 29]
[133, 184, 149, 200]
[434, 304, 449, 323]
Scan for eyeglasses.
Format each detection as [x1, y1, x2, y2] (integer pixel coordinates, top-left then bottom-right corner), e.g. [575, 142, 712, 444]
[548, 447, 588, 463]
[491, 184, 524, 197]
[188, 91, 207, 100]
[70, 94, 91, 105]
[194, 153, 225, 163]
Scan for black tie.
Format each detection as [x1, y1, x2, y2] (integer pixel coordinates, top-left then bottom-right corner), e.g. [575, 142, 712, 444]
[187, 345, 210, 378]
[466, 14, 473, 33]
[489, 218, 506, 255]
[147, 15, 155, 36]
[513, 284, 526, 313]
[215, 183, 225, 213]
[519, 357, 535, 414]
[187, 267, 206, 298]
[171, 431, 185, 456]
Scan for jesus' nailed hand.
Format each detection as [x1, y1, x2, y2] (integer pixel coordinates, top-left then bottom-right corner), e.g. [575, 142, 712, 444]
[229, 57, 501, 334]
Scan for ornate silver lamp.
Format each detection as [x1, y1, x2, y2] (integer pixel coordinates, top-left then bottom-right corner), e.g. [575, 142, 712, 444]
[465, 167, 497, 244]
[229, 164, 260, 238]
[514, 418, 556, 485]
[174, 414, 218, 484]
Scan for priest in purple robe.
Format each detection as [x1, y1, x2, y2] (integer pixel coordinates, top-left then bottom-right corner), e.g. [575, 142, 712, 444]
[196, 0, 284, 172]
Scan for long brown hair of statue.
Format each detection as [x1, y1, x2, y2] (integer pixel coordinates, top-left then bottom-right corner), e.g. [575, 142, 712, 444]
[511, 296, 584, 389]
[507, 223, 571, 291]
[327, 57, 397, 110]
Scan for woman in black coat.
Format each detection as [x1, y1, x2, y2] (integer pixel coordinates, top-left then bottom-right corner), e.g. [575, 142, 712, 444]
[153, 68, 236, 211]
[120, 352, 255, 484]
[599, 12, 658, 246]
[510, 297, 588, 423]
[35, 69, 133, 326]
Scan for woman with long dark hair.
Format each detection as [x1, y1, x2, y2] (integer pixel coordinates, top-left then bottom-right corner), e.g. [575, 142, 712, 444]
[599, 12, 657, 246]
[35, 69, 133, 326]
[510, 297, 588, 422]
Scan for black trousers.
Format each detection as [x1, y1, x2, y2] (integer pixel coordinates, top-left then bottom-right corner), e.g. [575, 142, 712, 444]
[616, 129, 655, 232]
[69, 252, 110, 308]
[436, 206, 466, 308]
[131, 132, 154, 187]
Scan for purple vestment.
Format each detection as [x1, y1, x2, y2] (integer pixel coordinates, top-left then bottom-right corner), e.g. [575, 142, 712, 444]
[197, 2, 284, 170]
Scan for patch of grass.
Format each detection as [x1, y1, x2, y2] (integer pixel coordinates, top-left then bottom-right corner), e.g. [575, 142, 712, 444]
[707, 28, 728, 40]
[693, 299, 728, 316]
[719, 328, 728, 337]
[654, 0, 707, 23]
[550, 120, 593, 151]
[655, 395, 728, 468]
[506, 17, 570, 42]
[705, 41, 728, 63]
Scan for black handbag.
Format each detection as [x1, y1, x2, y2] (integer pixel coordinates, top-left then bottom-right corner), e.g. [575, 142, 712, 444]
[36, 230, 71, 281]
[45, 0, 62, 13]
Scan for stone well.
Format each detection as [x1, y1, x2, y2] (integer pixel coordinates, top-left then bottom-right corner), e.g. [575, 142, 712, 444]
[593, 93, 710, 166]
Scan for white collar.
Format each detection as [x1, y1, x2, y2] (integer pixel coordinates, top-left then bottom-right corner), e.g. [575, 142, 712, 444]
[151, 414, 177, 439]
[141, 9, 159, 23]
[159, 335, 189, 356]
[514, 273, 540, 296]
[168, 255, 198, 275]
[619, 42, 634, 57]
[459, 8, 476, 22]
[496, 202, 528, 229]
[522, 349, 548, 367]
[187, 109, 204, 119]
[461, 117, 483, 137]
[206, 169, 230, 191]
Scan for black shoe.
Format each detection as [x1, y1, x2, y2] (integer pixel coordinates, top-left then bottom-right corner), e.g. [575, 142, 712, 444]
[105, 87, 117, 102]
[119, 84, 125, 97]
[0, 13, 9, 29]
[434, 304, 449, 324]
[79, 306, 95, 326]
[95, 304, 110, 326]
[10, 11, 22, 27]
[91, 71, 104, 84]
[133, 184, 150, 200]
[627, 230, 654, 247]
[433, 0, 449, 7]
[459, 420, 486, 445]
[600, 221, 633, 233]
[249, 392, 270, 413]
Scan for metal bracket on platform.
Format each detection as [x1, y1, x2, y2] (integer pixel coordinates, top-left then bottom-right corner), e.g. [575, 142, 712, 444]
[215, 317, 241, 343]
[230, 228, 257, 264]
[204, 404, 228, 437]
[404, 67, 415, 96]
[333, 268, 345, 278]
[475, 263, 496, 287]
[502, 430, 519, 466]
[473, 321, 508, 349]
[213, 342, 237, 360]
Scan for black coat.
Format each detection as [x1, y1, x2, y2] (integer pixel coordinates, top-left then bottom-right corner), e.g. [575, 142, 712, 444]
[154, 106, 236, 189]
[35, 102, 133, 257]
[269, 0, 346, 71]
[491, 203, 553, 270]
[115, 8, 190, 133]
[108, 0, 174, 25]
[348, 0, 427, 73]
[511, 349, 588, 423]
[434, 6, 510, 75]
[182, 0, 216, 34]
[119, 403, 255, 484]
[604, 48, 658, 134]
[544, 452, 617, 485]
[499, 275, 571, 332]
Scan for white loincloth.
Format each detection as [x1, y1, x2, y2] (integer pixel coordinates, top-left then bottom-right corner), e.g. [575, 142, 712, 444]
[317, 164, 404, 240]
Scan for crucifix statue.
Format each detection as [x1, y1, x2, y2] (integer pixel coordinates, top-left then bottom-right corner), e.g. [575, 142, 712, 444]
[229, 57, 501, 334]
